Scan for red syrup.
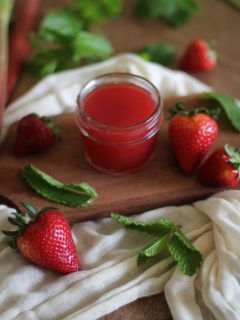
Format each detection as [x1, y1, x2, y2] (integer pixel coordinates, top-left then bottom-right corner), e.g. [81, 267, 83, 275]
[76, 74, 163, 173]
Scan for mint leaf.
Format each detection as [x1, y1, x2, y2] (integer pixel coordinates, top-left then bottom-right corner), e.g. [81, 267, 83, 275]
[136, 43, 176, 66]
[28, 1, 117, 78]
[71, 32, 113, 60]
[20, 165, 97, 207]
[174, 227, 196, 250]
[203, 92, 240, 132]
[39, 8, 84, 41]
[134, 0, 199, 27]
[73, 0, 123, 24]
[112, 214, 203, 276]
[111, 213, 174, 237]
[29, 31, 113, 78]
[225, 0, 240, 10]
[167, 232, 203, 276]
[137, 236, 171, 265]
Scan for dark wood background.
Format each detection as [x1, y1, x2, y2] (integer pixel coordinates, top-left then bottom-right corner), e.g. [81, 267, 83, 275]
[7, 0, 240, 319]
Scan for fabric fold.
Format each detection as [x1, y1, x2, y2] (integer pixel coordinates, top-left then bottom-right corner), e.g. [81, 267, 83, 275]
[1, 191, 240, 320]
[2, 53, 211, 141]
[1, 54, 238, 320]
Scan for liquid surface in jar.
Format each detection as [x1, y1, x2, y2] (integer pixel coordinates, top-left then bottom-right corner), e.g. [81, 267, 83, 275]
[83, 83, 156, 127]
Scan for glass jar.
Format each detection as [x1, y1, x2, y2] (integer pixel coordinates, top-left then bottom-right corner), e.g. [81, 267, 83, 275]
[76, 73, 163, 173]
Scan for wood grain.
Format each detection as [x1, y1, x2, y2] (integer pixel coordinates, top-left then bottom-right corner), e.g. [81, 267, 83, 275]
[1, 95, 239, 223]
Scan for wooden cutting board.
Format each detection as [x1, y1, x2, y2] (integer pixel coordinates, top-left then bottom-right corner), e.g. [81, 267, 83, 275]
[0, 95, 239, 222]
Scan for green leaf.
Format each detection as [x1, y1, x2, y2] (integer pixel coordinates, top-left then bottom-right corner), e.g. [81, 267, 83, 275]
[134, 0, 199, 27]
[20, 165, 97, 207]
[28, 47, 60, 78]
[111, 213, 174, 237]
[137, 236, 170, 265]
[203, 92, 240, 132]
[39, 8, 84, 41]
[167, 232, 203, 276]
[137, 43, 176, 66]
[112, 214, 203, 276]
[225, 0, 240, 10]
[73, 0, 123, 24]
[71, 31, 113, 60]
[174, 227, 196, 250]
[7, 217, 25, 227]
[28, 30, 113, 78]
[27, 0, 119, 78]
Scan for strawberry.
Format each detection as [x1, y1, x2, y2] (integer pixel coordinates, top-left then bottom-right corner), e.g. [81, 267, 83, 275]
[2, 201, 80, 274]
[199, 144, 240, 187]
[179, 38, 217, 72]
[168, 102, 219, 174]
[13, 114, 60, 155]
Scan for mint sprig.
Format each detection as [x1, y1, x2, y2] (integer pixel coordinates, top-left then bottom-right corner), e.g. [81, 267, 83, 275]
[112, 213, 203, 276]
[28, 0, 121, 78]
[203, 92, 240, 132]
[136, 43, 176, 66]
[134, 0, 199, 28]
[20, 165, 97, 207]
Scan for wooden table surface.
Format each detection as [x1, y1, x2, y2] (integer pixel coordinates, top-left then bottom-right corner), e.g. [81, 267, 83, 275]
[8, 0, 240, 319]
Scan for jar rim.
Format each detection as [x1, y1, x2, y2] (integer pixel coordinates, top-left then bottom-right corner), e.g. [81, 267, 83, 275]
[76, 72, 163, 131]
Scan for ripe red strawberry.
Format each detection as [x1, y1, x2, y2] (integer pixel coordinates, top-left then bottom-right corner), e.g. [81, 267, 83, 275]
[199, 144, 240, 187]
[2, 201, 80, 274]
[179, 38, 217, 72]
[13, 114, 60, 155]
[168, 102, 219, 174]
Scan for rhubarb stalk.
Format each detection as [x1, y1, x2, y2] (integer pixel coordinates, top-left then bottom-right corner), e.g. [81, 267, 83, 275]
[7, 0, 40, 101]
[0, 0, 14, 134]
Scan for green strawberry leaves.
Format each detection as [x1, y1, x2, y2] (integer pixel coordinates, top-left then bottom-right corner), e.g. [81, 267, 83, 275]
[168, 101, 221, 120]
[20, 165, 97, 207]
[224, 144, 240, 176]
[112, 213, 203, 276]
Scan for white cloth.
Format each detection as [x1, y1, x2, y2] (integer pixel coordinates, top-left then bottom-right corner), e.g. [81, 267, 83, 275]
[1, 53, 239, 320]
[1, 53, 210, 141]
